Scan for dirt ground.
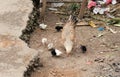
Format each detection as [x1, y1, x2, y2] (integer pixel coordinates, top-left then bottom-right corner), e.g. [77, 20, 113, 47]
[30, 3, 120, 77]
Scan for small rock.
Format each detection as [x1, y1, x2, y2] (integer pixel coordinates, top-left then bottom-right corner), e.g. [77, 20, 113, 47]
[81, 68, 87, 71]
[94, 58, 105, 63]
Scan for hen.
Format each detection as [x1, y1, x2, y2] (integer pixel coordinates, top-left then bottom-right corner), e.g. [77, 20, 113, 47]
[61, 15, 77, 56]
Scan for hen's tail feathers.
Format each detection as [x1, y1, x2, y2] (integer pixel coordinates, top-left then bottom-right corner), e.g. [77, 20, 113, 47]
[68, 15, 78, 24]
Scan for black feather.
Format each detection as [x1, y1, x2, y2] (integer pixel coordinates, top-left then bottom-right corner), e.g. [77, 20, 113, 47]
[50, 48, 57, 56]
[80, 45, 87, 53]
[55, 26, 63, 32]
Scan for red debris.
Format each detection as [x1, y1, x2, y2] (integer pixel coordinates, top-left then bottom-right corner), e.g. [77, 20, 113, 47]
[87, 1, 96, 9]
[106, 0, 112, 4]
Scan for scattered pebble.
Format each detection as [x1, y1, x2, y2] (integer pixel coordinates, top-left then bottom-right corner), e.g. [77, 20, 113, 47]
[94, 58, 105, 63]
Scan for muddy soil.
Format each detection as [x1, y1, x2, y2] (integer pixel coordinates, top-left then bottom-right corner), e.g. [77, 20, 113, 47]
[30, 3, 120, 77]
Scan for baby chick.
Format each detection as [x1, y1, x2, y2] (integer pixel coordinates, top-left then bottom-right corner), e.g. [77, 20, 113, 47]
[39, 23, 47, 30]
[41, 38, 47, 45]
[49, 48, 63, 57]
[80, 45, 87, 53]
[55, 26, 63, 32]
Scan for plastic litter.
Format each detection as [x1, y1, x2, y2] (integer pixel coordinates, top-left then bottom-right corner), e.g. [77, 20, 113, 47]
[97, 1, 105, 4]
[112, 0, 117, 4]
[97, 33, 104, 37]
[106, 13, 115, 18]
[103, 0, 112, 4]
[88, 0, 117, 14]
[89, 21, 97, 28]
[98, 27, 104, 31]
[88, 1, 96, 9]
[93, 7, 100, 14]
[93, 7, 110, 14]
[39, 23, 47, 30]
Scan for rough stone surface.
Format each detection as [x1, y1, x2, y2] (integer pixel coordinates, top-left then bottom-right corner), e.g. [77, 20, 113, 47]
[0, 0, 33, 37]
[0, 0, 38, 77]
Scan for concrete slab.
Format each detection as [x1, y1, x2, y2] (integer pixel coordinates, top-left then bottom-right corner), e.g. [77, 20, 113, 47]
[0, 0, 38, 77]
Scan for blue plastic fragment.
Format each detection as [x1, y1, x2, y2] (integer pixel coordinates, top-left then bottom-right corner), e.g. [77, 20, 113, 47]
[98, 27, 104, 31]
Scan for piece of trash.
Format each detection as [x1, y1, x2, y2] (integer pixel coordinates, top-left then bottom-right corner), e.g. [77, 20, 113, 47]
[87, 1, 96, 9]
[39, 23, 47, 30]
[48, 8, 58, 11]
[93, 7, 100, 14]
[99, 8, 105, 14]
[106, 13, 115, 18]
[97, 1, 106, 4]
[89, 21, 97, 28]
[104, 0, 112, 4]
[51, 3, 64, 7]
[105, 26, 117, 33]
[97, 33, 104, 37]
[99, 8, 110, 14]
[109, 28, 117, 33]
[97, 32, 107, 37]
[93, 7, 110, 15]
[114, 24, 120, 27]
[112, 0, 117, 4]
[98, 27, 104, 31]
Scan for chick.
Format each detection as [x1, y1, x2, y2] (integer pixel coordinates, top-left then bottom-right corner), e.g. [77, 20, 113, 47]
[39, 23, 47, 30]
[49, 48, 63, 57]
[55, 26, 63, 32]
[41, 38, 47, 45]
[80, 45, 87, 53]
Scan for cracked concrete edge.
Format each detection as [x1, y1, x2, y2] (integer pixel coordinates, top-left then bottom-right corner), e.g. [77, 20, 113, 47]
[0, 0, 33, 37]
[0, 0, 39, 77]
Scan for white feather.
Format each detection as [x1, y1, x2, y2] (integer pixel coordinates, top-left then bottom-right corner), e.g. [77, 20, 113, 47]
[39, 23, 47, 30]
[42, 38, 47, 45]
[47, 43, 53, 49]
[55, 49, 63, 56]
